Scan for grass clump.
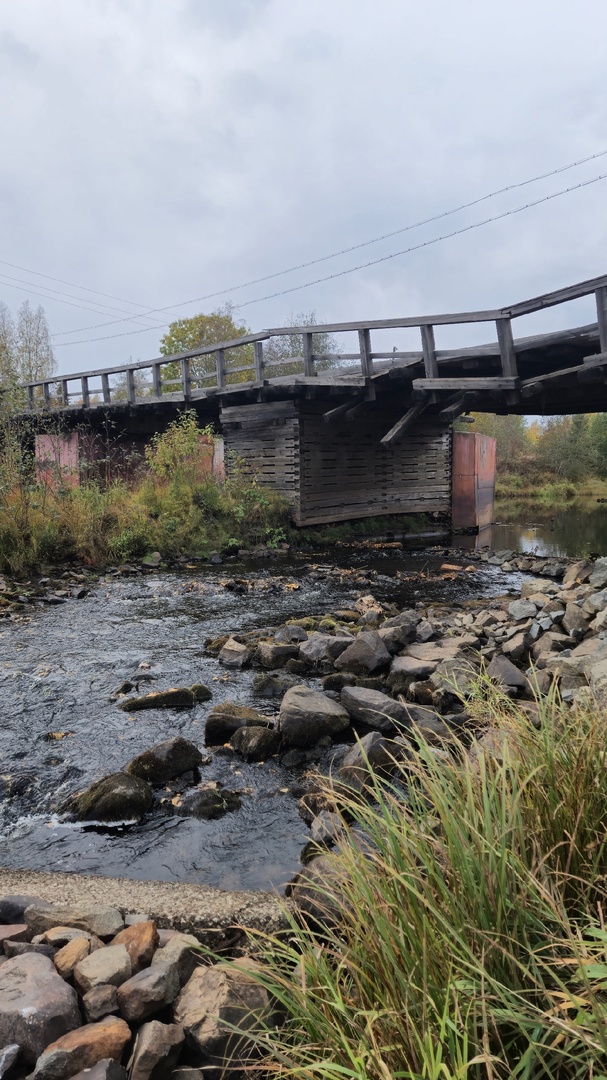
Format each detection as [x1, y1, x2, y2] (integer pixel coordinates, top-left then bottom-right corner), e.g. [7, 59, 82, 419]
[238, 683, 607, 1078]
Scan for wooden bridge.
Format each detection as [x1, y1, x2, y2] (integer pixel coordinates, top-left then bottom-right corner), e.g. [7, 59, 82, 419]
[14, 273, 607, 526]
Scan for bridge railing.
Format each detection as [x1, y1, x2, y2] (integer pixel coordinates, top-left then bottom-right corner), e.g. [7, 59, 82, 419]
[16, 272, 607, 411]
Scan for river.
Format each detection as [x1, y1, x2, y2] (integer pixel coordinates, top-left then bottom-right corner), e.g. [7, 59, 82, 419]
[0, 547, 521, 894]
[463, 498, 607, 560]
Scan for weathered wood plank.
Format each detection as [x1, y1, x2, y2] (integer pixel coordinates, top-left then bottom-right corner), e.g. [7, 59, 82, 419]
[421, 325, 438, 378]
[411, 377, 518, 391]
[496, 318, 518, 378]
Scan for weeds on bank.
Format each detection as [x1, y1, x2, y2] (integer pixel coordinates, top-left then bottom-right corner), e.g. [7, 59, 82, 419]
[238, 682, 607, 1078]
[0, 412, 290, 574]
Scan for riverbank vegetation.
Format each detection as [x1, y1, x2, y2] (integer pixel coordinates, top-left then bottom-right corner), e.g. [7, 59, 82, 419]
[242, 682, 607, 1077]
[468, 413, 607, 505]
[0, 412, 291, 576]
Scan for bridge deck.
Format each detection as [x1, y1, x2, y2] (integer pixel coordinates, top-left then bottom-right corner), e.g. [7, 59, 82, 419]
[10, 272, 607, 426]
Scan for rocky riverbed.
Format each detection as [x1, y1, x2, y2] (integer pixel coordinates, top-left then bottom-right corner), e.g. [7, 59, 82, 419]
[1, 543, 606, 895]
[3, 544, 607, 1078]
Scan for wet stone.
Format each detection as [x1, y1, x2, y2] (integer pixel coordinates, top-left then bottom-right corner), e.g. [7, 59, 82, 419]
[126, 738, 204, 786]
[63, 773, 153, 823]
[118, 685, 211, 711]
[279, 686, 350, 749]
[230, 726, 282, 762]
[204, 701, 271, 745]
[175, 785, 242, 820]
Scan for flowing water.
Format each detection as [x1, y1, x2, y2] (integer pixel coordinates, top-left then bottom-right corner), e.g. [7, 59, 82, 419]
[0, 548, 520, 893]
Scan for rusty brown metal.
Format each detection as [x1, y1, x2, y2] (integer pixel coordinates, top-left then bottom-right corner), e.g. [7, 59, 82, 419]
[451, 431, 496, 530]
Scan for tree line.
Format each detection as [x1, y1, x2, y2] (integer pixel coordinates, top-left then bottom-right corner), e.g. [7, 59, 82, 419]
[469, 412, 607, 483]
[0, 301, 55, 387]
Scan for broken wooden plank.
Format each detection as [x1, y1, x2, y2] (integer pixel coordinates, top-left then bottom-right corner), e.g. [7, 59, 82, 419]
[380, 398, 429, 446]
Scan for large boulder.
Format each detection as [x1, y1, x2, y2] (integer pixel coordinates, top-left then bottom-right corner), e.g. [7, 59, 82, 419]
[64, 773, 152, 822]
[279, 686, 350, 749]
[25, 905, 124, 940]
[32, 1017, 131, 1080]
[340, 686, 409, 733]
[126, 738, 204, 785]
[487, 654, 531, 695]
[150, 933, 200, 987]
[0, 953, 81, 1064]
[333, 632, 391, 675]
[173, 961, 271, 1072]
[589, 558, 607, 589]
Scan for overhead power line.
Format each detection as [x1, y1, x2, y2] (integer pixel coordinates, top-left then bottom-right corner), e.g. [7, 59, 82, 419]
[0, 261, 180, 328]
[51, 145, 607, 342]
[53, 168, 607, 347]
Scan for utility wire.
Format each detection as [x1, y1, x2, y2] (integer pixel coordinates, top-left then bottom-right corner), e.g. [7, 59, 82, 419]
[54, 169, 607, 347]
[0, 262, 178, 327]
[0, 271, 169, 328]
[51, 145, 607, 342]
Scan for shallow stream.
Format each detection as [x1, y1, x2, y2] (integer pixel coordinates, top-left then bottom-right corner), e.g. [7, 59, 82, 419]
[0, 547, 520, 892]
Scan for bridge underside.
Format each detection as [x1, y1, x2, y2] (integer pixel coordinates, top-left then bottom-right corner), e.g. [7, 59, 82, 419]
[220, 400, 452, 526]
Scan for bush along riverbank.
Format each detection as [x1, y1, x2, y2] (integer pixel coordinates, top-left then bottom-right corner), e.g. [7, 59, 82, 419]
[0, 412, 292, 577]
[5, 549, 607, 1075]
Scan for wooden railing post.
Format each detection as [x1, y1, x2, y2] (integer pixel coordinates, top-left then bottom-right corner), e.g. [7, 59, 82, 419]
[27, 385, 34, 410]
[357, 328, 373, 378]
[421, 324, 438, 377]
[254, 340, 265, 381]
[43, 382, 51, 408]
[595, 287, 607, 353]
[126, 369, 136, 405]
[303, 332, 315, 377]
[496, 318, 518, 378]
[101, 374, 110, 404]
[152, 363, 162, 398]
[81, 377, 90, 408]
[61, 379, 69, 406]
[215, 349, 226, 391]
[180, 358, 192, 400]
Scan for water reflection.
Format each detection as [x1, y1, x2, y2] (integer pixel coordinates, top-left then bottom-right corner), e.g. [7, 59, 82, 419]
[459, 501, 607, 559]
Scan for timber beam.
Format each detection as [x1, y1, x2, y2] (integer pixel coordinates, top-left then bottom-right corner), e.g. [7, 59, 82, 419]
[439, 391, 479, 422]
[323, 396, 364, 423]
[411, 376, 519, 393]
[380, 398, 429, 446]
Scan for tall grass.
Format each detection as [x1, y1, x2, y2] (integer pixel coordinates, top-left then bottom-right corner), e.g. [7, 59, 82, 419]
[240, 684, 607, 1078]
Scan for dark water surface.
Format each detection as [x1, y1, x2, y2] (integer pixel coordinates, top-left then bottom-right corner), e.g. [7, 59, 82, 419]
[470, 500, 607, 560]
[0, 549, 519, 892]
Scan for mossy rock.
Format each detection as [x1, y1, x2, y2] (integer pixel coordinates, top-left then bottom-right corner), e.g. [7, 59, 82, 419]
[118, 685, 211, 711]
[204, 635, 230, 656]
[65, 772, 152, 822]
[289, 618, 319, 631]
[322, 672, 357, 692]
[318, 618, 337, 632]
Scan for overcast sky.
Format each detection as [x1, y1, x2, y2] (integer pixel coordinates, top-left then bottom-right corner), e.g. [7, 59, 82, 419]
[1, 0, 607, 375]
